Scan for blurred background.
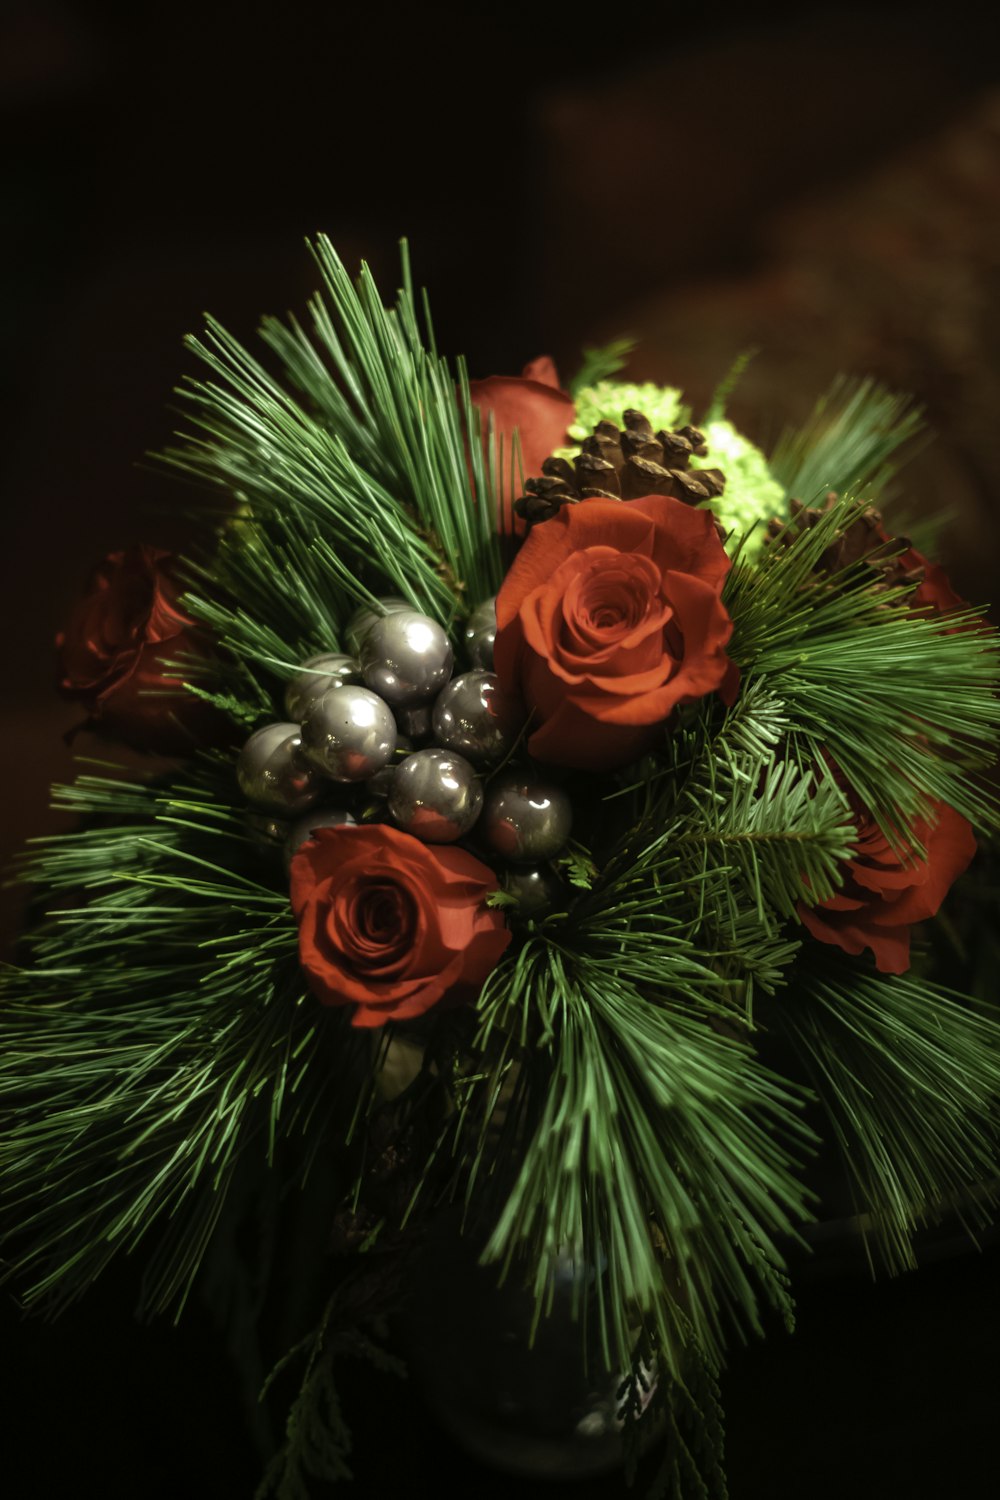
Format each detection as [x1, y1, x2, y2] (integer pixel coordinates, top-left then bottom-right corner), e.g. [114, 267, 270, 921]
[2, 2, 1000, 1495]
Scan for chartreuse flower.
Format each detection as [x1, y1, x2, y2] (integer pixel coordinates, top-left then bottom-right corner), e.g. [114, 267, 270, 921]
[565, 379, 686, 444]
[693, 417, 785, 550]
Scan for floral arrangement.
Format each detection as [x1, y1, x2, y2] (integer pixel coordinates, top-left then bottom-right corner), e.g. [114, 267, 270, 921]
[3, 239, 1000, 1498]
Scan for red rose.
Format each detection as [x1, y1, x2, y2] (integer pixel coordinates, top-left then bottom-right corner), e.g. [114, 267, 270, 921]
[494, 495, 737, 772]
[872, 523, 969, 619]
[57, 545, 219, 755]
[290, 824, 511, 1029]
[798, 798, 976, 974]
[468, 357, 575, 536]
[908, 551, 966, 616]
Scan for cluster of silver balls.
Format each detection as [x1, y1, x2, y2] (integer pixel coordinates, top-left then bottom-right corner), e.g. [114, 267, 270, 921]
[236, 597, 571, 912]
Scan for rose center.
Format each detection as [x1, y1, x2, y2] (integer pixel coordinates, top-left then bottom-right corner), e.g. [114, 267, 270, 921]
[559, 551, 666, 654]
[342, 880, 415, 966]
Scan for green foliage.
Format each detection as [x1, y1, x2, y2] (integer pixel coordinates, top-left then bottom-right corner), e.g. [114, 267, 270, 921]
[647, 1371, 728, 1500]
[0, 760, 357, 1317]
[256, 1291, 406, 1499]
[703, 349, 758, 425]
[454, 939, 814, 1383]
[569, 337, 637, 396]
[768, 375, 925, 506]
[163, 237, 504, 718]
[726, 495, 1000, 841]
[775, 957, 1000, 1273]
[620, 1333, 728, 1500]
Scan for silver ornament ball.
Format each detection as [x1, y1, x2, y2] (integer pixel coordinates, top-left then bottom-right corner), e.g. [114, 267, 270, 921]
[344, 596, 412, 657]
[361, 610, 454, 707]
[502, 864, 566, 916]
[482, 774, 572, 864]
[366, 737, 414, 800]
[432, 670, 524, 766]
[284, 806, 357, 871]
[388, 748, 483, 843]
[300, 685, 397, 783]
[236, 722, 325, 814]
[244, 811, 289, 858]
[283, 652, 361, 721]
[463, 596, 497, 670]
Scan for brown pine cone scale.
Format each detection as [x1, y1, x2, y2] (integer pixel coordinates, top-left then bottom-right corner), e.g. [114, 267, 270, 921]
[514, 411, 726, 526]
[766, 494, 927, 591]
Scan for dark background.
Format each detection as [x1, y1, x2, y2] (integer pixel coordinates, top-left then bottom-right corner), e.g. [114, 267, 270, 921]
[3, 2, 1000, 1495]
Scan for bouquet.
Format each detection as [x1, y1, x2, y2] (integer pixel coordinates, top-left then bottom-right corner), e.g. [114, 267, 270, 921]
[3, 238, 999, 1498]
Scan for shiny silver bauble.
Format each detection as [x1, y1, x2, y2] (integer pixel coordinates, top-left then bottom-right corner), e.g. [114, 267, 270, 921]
[365, 736, 414, 800]
[463, 596, 497, 670]
[283, 652, 361, 722]
[343, 596, 412, 657]
[236, 722, 325, 814]
[284, 806, 357, 870]
[502, 863, 567, 916]
[481, 774, 572, 863]
[299, 685, 397, 783]
[432, 670, 524, 766]
[388, 748, 483, 842]
[361, 611, 454, 707]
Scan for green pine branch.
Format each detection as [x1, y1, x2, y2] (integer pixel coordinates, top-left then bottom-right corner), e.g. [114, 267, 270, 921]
[726, 495, 1000, 841]
[621, 1330, 729, 1500]
[161, 238, 504, 722]
[255, 1263, 407, 1500]
[774, 955, 1000, 1273]
[453, 941, 814, 1382]
[0, 761, 357, 1317]
[768, 375, 925, 506]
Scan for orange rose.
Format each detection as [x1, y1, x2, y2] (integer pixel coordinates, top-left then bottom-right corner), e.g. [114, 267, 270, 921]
[494, 495, 737, 772]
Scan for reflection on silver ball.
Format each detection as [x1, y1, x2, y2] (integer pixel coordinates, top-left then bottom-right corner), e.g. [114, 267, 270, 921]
[366, 737, 414, 800]
[432, 670, 524, 765]
[463, 596, 497, 670]
[283, 652, 361, 721]
[388, 748, 483, 843]
[362, 611, 454, 707]
[300, 685, 397, 783]
[284, 806, 357, 870]
[244, 811, 288, 857]
[344, 596, 411, 656]
[502, 864, 566, 916]
[236, 723, 325, 814]
[482, 775, 572, 863]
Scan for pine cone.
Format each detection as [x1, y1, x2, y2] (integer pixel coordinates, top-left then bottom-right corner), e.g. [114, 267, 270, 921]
[765, 494, 927, 591]
[514, 410, 727, 526]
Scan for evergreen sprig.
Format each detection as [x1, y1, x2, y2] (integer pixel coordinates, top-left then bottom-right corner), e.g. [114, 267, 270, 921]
[162, 238, 504, 723]
[768, 375, 925, 506]
[775, 957, 1000, 1273]
[0, 761, 357, 1317]
[255, 1287, 406, 1500]
[726, 496, 1000, 840]
[454, 940, 814, 1382]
